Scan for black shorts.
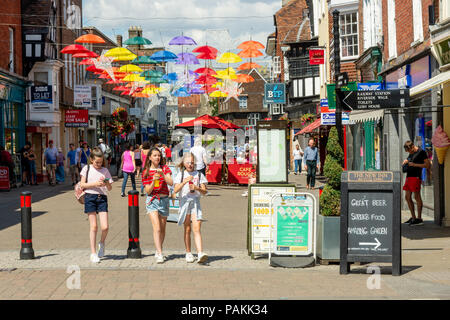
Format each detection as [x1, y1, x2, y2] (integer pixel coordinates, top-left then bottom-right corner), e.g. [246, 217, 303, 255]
[84, 194, 108, 214]
[135, 159, 142, 166]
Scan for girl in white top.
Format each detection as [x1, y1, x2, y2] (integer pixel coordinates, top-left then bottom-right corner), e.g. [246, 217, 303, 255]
[79, 147, 113, 263]
[173, 153, 209, 264]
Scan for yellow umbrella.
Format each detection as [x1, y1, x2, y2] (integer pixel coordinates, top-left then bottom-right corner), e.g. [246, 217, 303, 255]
[119, 64, 143, 73]
[105, 47, 134, 57]
[209, 91, 228, 98]
[113, 54, 138, 61]
[122, 74, 147, 82]
[142, 87, 161, 95]
[212, 81, 224, 88]
[217, 52, 242, 64]
[213, 68, 237, 80]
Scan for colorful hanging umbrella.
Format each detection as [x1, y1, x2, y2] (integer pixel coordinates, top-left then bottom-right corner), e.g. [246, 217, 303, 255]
[163, 73, 178, 82]
[213, 116, 242, 129]
[232, 74, 255, 83]
[238, 48, 263, 58]
[169, 36, 197, 46]
[119, 64, 143, 73]
[217, 52, 242, 64]
[60, 44, 89, 54]
[150, 50, 178, 62]
[72, 51, 99, 58]
[209, 91, 228, 98]
[237, 40, 265, 50]
[75, 34, 105, 44]
[172, 87, 191, 97]
[131, 56, 158, 65]
[214, 68, 237, 80]
[113, 86, 128, 91]
[124, 36, 152, 46]
[146, 77, 168, 84]
[105, 47, 133, 57]
[176, 53, 199, 65]
[113, 54, 138, 61]
[237, 62, 261, 70]
[122, 74, 147, 82]
[201, 85, 218, 94]
[79, 58, 96, 65]
[193, 45, 218, 56]
[141, 70, 164, 78]
[194, 67, 216, 75]
[195, 75, 217, 85]
[86, 65, 104, 73]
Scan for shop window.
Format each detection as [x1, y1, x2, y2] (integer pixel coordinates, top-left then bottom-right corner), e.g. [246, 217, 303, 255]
[339, 11, 359, 59]
[34, 72, 48, 86]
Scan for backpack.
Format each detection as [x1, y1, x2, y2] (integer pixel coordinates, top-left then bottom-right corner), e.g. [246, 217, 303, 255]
[74, 165, 90, 204]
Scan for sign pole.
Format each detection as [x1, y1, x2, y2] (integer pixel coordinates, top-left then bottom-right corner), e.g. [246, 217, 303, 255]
[333, 10, 343, 148]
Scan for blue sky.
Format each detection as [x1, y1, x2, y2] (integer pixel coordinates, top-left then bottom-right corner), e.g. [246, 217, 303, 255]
[82, 0, 281, 68]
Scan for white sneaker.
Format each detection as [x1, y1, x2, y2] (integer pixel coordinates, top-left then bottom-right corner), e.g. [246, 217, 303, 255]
[97, 242, 105, 258]
[241, 191, 248, 197]
[90, 253, 100, 263]
[197, 252, 208, 264]
[186, 252, 195, 263]
[155, 253, 164, 264]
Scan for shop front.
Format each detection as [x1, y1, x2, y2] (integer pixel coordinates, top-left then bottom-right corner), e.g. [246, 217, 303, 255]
[0, 70, 28, 185]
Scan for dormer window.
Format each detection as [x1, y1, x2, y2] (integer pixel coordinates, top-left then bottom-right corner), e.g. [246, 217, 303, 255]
[24, 34, 44, 58]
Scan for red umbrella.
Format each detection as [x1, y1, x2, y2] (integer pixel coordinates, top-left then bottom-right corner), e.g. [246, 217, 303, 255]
[194, 67, 217, 75]
[107, 79, 124, 84]
[72, 51, 99, 58]
[232, 74, 255, 83]
[79, 58, 95, 65]
[60, 44, 89, 54]
[201, 85, 218, 94]
[196, 52, 217, 60]
[193, 45, 218, 55]
[176, 114, 225, 130]
[195, 75, 217, 85]
[213, 116, 242, 129]
[113, 85, 128, 91]
[86, 65, 104, 73]
[98, 74, 110, 79]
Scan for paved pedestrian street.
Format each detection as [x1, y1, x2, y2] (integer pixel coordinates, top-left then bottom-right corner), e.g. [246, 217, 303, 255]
[0, 174, 449, 300]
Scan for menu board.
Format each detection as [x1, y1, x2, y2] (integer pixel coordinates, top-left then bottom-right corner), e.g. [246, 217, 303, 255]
[347, 192, 393, 255]
[249, 185, 295, 254]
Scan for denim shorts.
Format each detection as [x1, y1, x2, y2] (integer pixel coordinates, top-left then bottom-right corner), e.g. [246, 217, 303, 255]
[84, 193, 108, 214]
[146, 196, 169, 217]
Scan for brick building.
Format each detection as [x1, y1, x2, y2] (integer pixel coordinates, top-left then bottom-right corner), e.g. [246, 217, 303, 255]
[0, 0, 29, 185]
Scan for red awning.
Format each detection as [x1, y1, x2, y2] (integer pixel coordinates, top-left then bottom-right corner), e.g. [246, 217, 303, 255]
[295, 119, 321, 136]
[176, 114, 242, 131]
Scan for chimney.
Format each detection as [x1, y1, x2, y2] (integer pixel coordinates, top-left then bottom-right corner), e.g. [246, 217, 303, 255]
[116, 35, 122, 47]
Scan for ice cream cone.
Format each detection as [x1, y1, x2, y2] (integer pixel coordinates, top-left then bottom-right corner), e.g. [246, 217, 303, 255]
[435, 146, 449, 164]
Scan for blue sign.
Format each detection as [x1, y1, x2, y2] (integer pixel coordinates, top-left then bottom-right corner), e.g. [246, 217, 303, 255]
[102, 96, 106, 105]
[320, 99, 328, 107]
[357, 83, 382, 91]
[147, 127, 156, 134]
[321, 112, 350, 125]
[264, 83, 286, 104]
[30, 85, 52, 109]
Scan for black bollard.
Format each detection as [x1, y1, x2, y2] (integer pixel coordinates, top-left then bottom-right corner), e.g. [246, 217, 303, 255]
[20, 191, 34, 260]
[127, 190, 142, 258]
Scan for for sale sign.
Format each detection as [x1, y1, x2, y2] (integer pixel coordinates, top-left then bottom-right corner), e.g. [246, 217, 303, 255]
[65, 109, 89, 127]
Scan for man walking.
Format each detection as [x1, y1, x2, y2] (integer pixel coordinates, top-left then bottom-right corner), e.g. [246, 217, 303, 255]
[402, 141, 430, 226]
[293, 143, 304, 175]
[67, 143, 79, 186]
[303, 138, 319, 190]
[44, 140, 58, 186]
[190, 137, 208, 176]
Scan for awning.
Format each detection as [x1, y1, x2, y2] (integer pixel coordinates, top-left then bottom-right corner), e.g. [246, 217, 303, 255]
[294, 118, 321, 136]
[410, 70, 450, 96]
[349, 109, 384, 123]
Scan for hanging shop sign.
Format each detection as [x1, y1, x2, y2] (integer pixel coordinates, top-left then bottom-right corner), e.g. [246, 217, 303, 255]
[264, 83, 286, 104]
[74, 85, 92, 108]
[65, 109, 89, 127]
[309, 49, 325, 65]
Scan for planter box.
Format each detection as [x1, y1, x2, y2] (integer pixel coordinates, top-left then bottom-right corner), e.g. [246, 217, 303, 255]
[316, 214, 340, 261]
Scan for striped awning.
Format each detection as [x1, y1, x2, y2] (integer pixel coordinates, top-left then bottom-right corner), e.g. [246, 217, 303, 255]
[294, 118, 321, 136]
[349, 109, 385, 123]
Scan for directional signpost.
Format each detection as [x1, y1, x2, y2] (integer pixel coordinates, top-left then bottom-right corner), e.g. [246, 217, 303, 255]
[340, 171, 402, 276]
[338, 89, 410, 111]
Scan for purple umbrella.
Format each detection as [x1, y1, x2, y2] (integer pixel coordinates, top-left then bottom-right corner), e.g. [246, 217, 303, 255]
[169, 35, 197, 46]
[176, 53, 200, 65]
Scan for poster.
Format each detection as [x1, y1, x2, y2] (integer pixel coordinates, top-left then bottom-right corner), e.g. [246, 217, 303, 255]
[271, 193, 314, 255]
[65, 109, 89, 127]
[227, 163, 252, 184]
[258, 129, 286, 182]
[249, 185, 295, 254]
[30, 85, 52, 110]
[74, 85, 92, 108]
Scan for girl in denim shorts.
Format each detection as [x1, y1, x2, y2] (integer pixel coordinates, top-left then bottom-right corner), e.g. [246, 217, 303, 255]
[80, 147, 113, 264]
[141, 147, 173, 264]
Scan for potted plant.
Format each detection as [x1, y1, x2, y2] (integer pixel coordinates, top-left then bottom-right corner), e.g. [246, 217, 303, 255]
[316, 126, 343, 262]
[107, 107, 135, 138]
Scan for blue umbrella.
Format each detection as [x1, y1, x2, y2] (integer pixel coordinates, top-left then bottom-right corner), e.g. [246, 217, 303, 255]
[172, 87, 191, 97]
[150, 50, 178, 62]
[163, 72, 178, 81]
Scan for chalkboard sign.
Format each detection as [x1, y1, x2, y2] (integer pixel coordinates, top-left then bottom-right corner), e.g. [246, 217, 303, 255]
[340, 171, 402, 276]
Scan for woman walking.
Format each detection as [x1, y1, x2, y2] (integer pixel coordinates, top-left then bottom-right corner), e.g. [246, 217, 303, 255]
[120, 143, 136, 197]
[79, 147, 113, 263]
[173, 153, 208, 263]
[134, 144, 142, 177]
[140, 141, 151, 196]
[293, 144, 304, 175]
[80, 142, 90, 169]
[27, 147, 38, 185]
[142, 147, 173, 263]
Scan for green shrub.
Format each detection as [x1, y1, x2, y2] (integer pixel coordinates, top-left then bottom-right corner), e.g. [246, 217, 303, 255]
[323, 154, 343, 190]
[320, 126, 344, 216]
[319, 184, 341, 216]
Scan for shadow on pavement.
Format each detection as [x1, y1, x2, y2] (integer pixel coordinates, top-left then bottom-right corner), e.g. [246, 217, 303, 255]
[35, 253, 58, 260]
[401, 222, 450, 240]
[0, 211, 48, 232]
[164, 254, 233, 263]
[102, 254, 153, 261]
[350, 265, 421, 275]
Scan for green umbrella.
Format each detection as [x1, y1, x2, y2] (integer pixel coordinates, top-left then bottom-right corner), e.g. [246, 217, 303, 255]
[124, 36, 152, 46]
[131, 56, 157, 65]
[141, 70, 164, 78]
[145, 77, 168, 84]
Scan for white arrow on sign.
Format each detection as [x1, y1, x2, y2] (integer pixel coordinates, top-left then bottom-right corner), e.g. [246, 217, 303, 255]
[359, 238, 381, 249]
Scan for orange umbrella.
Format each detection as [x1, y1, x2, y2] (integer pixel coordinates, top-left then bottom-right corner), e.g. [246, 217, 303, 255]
[237, 62, 261, 70]
[237, 40, 265, 50]
[238, 48, 263, 58]
[232, 74, 254, 83]
[75, 34, 106, 44]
